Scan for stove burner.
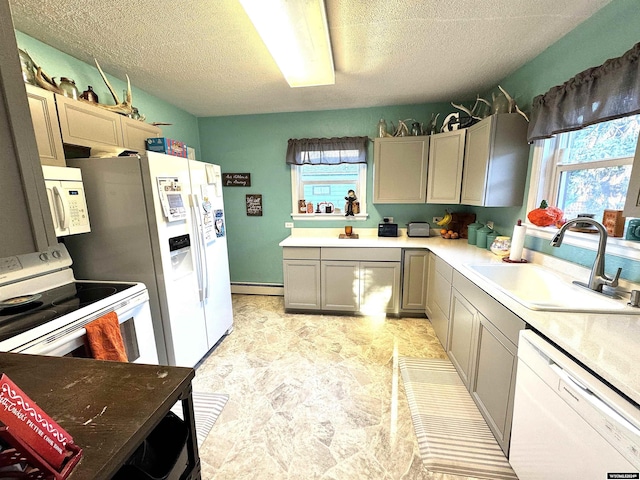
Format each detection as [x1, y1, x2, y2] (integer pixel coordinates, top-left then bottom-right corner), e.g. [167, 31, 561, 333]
[52, 287, 119, 308]
[0, 301, 44, 315]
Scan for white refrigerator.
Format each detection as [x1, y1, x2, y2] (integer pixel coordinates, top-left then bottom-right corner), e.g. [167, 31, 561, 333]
[65, 151, 233, 367]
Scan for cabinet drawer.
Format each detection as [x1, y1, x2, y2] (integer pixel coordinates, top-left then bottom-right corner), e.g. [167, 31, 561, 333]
[283, 247, 321, 260]
[434, 255, 453, 282]
[452, 270, 525, 345]
[321, 247, 401, 262]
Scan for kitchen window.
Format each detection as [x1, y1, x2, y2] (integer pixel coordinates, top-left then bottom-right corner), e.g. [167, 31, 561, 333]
[286, 136, 368, 220]
[526, 114, 640, 259]
[290, 162, 367, 219]
[532, 114, 640, 222]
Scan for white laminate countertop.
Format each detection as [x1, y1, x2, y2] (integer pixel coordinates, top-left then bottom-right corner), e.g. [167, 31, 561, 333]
[280, 232, 640, 405]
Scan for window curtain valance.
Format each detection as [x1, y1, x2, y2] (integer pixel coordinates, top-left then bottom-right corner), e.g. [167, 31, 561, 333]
[528, 42, 640, 142]
[286, 136, 368, 165]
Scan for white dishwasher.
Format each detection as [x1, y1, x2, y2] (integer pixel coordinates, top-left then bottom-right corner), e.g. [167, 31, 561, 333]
[510, 330, 640, 479]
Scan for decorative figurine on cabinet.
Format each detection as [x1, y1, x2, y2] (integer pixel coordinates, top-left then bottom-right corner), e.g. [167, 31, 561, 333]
[345, 190, 357, 216]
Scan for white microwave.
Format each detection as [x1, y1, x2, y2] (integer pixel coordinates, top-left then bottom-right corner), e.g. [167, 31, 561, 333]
[42, 165, 91, 237]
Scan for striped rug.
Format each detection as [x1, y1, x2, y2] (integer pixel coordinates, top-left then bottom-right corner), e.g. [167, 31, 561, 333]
[399, 357, 517, 479]
[171, 392, 229, 447]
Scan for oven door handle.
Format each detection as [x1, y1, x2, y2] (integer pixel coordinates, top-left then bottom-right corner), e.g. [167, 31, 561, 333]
[26, 328, 87, 356]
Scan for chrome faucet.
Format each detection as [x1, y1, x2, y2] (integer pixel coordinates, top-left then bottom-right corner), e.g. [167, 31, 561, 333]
[550, 218, 621, 293]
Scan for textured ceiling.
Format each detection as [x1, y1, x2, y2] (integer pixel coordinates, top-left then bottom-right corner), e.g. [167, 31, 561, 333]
[9, 0, 611, 117]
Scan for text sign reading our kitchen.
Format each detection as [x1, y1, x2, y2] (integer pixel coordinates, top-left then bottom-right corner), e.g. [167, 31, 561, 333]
[246, 194, 263, 216]
[223, 173, 251, 187]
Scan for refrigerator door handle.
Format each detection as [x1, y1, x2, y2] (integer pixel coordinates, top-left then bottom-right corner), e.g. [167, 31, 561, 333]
[191, 193, 209, 301]
[189, 194, 205, 302]
[197, 194, 210, 300]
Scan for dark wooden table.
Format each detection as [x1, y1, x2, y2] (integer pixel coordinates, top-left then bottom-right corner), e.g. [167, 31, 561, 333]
[0, 352, 200, 480]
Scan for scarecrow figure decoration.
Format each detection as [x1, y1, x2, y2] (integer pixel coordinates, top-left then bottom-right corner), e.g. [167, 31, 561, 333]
[345, 189, 357, 216]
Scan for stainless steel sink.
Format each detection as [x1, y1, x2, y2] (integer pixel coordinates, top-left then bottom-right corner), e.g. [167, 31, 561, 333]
[465, 263, 631, 313]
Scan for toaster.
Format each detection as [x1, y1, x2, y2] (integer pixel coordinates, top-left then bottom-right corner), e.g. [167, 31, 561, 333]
[407, 222, 431, 237]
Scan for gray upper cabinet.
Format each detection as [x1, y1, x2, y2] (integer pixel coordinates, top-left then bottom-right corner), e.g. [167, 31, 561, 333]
[25, 84, 65, 167]
[54, 93, 161, 153]
[460, 113, 529, 207]
[121, 116, 162, 152]
[373, 136, 429, 203]
[56, 93, 125, 149]
[427, 129, 466, 204]
[0, 1, 56, 257]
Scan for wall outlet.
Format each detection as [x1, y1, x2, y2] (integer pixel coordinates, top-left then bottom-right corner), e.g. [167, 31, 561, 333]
[285, 222, 294, 228]
[486, 220, 494, 230]
[383, 217, 394, 223]
[433, 216, 443, 224]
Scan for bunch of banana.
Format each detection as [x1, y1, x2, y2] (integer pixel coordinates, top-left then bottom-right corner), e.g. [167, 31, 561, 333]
[436, 211, 452, 227]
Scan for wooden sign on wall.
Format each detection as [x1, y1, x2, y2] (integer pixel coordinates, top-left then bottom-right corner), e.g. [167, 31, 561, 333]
[223, 173, 251, 187]
[246, 194, 263, 216]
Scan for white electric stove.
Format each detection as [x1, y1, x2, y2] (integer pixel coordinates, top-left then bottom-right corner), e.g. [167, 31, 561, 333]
[0, 244, 158, 364]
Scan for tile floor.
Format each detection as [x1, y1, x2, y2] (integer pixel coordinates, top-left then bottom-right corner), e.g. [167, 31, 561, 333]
[192, 294, 484, 479]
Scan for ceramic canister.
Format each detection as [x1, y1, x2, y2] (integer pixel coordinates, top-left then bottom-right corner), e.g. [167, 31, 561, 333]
[476, 225, 493, 249]
[467, 221, 484, 245]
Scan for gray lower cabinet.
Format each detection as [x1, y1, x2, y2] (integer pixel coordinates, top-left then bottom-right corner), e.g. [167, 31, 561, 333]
[447, 288, 478, 387]
[283, 246, 401, 315]
[360, 261, 401, 314]
[449, 270, 525, 455]
[283, 247, 321, 310]
[426, 252, 453, 347]
[401, 249, 429, 313]
[471, 313, 518, 454]
[321, 260, 360, 311]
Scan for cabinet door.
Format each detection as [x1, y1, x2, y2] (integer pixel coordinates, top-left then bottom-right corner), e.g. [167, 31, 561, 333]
[373, 137, 429, 203]
[122, 117, 162, 152]
[461, 113, 529, 207]
[56, 94, 124, 149]
[0, 3, 57, 257]
[283, 259, 321, 310]
[321, 261, 359, 312]
[471, 313, 517, 455]
[460, 118, 491, 205]
[425, 252, 436, 318]
[401, 250, 428, 311]
[447, 289, 477, 387]
[427, 254, 452, 347]
[427, 129, 466, 204]
[25, 84, 65, 167]
[360, 261, 400, 314]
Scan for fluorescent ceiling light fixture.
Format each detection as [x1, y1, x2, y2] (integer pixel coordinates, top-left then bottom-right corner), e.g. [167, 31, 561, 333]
[238, 0, 335, 87]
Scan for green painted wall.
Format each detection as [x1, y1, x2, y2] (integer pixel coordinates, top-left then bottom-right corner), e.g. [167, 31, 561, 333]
[198, 104, 472, 285]
[15, 31, 201, 150]
[200, 0, 640, 285]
